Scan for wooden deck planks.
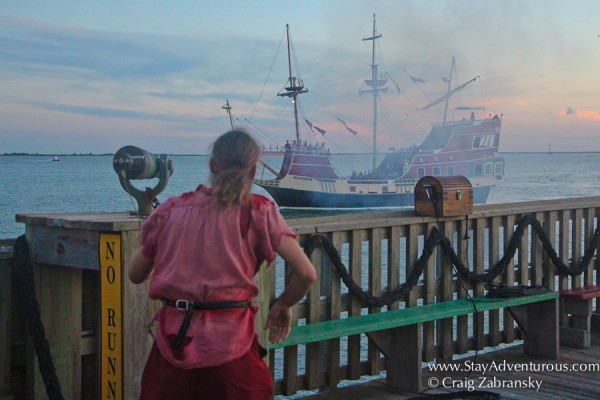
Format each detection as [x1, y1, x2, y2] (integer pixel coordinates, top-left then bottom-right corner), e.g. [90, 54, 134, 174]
[297, 335, 600, 400]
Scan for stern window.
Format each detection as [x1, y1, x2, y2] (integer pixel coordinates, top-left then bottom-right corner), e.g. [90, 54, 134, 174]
[473, 135, 494, 148]
[484, 162, 493, 175]
[494, 161, 504, 175]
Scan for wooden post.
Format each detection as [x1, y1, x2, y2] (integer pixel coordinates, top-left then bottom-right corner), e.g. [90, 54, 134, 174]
[489, 216, 500, 346]
[502, 215, 516, 343]
[15, 212, 160, 400]
[456, 217, 470, 353]
[531, 212, 544, 286]
[0, 244, 14, 398]
[523, 299, 559, 359]
[472, 218, 485, 349]
[438, 221, 454, 362]
[423, 223, 436, 361]
[347, 229, 363, 380]
[325, 232, 343, 390]
[305, 235, 323, 390]
[386, 323, 422, 393]
[27, 237, 82, 400]
[367, 228, 382, 375]
[561, 298, 593, 349]
[253, 261, 270, 361]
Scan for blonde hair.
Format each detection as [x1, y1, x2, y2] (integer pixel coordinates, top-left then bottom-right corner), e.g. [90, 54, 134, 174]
[209, 129, 260, 210]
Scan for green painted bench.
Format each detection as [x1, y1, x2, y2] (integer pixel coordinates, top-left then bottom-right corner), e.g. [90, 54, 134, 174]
[269, 291, 558, 393]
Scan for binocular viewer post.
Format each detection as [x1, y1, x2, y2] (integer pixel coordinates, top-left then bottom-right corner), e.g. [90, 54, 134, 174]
[113, 145, 174, 214]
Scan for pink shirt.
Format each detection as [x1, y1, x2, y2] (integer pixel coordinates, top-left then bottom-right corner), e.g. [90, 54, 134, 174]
[141, 185, 296, 368]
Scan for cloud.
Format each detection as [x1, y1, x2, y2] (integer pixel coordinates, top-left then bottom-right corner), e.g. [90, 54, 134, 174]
[0, 17, 200, 80]
[29, 101, 197, 124]
[0, 14, 277, 83]
[576, 111, 600, 121]
[557, 108, 600, 121]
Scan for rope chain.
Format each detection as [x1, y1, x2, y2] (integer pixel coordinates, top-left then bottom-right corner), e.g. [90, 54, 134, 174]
[303, 215, 600, 308]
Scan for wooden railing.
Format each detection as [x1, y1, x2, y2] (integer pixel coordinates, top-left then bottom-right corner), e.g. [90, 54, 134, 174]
[263, 197, 600, 396]
[2, 197, 600, 398]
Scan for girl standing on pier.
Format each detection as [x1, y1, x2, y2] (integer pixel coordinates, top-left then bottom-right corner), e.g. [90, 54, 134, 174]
[129, 129, 316, 400]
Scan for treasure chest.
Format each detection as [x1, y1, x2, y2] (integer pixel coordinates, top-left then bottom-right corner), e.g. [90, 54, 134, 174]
[414, 176, 473, 217]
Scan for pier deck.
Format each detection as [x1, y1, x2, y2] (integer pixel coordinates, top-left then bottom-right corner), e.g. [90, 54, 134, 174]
[300, 335, 600, 399]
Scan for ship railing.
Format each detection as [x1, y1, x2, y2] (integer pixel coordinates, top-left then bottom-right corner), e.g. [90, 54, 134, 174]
[253, 178, 279, 187]
[289, 148, 330, 156]
[394, 178, 418, 186]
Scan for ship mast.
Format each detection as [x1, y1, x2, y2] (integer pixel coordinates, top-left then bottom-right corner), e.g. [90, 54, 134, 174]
[422, 57, 479, 120]
[222, 99, 234, 129]
[361, 14, 388, 171]
[442, 57, 455, 125]
[277, 24, 308, 145]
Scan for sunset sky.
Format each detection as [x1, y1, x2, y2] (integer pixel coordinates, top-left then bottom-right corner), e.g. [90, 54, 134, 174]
[2, 0, 600, 154]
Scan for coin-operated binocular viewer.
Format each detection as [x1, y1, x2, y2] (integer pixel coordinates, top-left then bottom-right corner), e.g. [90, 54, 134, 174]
[113, 145, 174, 214]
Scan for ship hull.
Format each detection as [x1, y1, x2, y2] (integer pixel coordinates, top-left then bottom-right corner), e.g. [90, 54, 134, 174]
[255, 113, 503, 209]
[259, 183, 492, 208]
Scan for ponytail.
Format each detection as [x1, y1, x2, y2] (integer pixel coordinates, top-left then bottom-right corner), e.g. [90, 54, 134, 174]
[209, 129, 259, 210]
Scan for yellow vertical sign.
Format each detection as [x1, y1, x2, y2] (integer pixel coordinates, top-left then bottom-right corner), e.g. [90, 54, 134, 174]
[100, 233, 123, 400]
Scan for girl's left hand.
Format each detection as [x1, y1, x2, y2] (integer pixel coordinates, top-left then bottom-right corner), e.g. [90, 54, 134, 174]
[265, 302, 292, 343]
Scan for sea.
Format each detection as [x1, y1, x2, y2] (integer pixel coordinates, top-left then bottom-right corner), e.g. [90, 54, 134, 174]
[2, 152, 600, 240]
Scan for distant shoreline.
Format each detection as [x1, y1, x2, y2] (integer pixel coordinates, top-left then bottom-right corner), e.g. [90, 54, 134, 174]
[1, 153, 113, 157]
[500, 151, 600, 154]
[0, 153, 201, 157]
[3, 151, 600, 157]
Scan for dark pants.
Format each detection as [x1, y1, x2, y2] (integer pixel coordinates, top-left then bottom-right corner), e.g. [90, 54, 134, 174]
[140, 336, 273, 400]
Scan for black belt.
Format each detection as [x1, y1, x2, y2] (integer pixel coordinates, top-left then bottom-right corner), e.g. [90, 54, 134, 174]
[164, 300, 251, 351]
